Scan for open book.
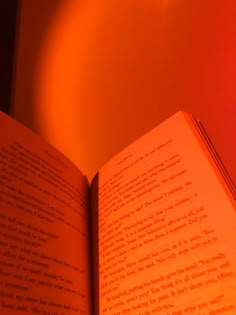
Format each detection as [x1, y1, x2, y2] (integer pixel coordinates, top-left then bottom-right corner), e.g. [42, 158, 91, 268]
[0, 110, 235, 315]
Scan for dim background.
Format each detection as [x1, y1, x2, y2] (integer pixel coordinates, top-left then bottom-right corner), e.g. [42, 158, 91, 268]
[5, 0, 236, 182]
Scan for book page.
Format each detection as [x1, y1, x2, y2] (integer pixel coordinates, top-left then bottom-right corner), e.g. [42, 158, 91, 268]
[98, 112, 236, 315]
[0, 112, 91, 315]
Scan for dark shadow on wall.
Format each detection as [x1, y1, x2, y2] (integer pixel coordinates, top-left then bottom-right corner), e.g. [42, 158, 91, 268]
[0, 1, 19, 114]
[11, 0, 63, 131]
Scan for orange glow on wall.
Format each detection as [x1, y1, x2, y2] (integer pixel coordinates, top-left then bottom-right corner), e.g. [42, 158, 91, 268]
[13, 1, 236, 183]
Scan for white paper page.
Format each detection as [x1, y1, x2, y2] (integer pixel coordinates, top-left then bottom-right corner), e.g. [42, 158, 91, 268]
[98, 111, 236, 315]
[0, 112, 91, 315]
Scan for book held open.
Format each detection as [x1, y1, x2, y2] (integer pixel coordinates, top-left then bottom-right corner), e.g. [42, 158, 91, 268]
[0, 111, 235, 315]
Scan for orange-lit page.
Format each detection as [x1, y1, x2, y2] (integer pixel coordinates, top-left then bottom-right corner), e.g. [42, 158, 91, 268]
[98, 111, 236, 315]
[0, 112, 91, 315]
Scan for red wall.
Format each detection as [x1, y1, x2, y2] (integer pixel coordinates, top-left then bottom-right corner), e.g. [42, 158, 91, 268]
[13, 0, 236, 183]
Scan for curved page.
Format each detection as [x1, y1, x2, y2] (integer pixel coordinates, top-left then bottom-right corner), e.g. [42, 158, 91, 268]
[0, 112, 91, 315]
[98, 111, 236, 315]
